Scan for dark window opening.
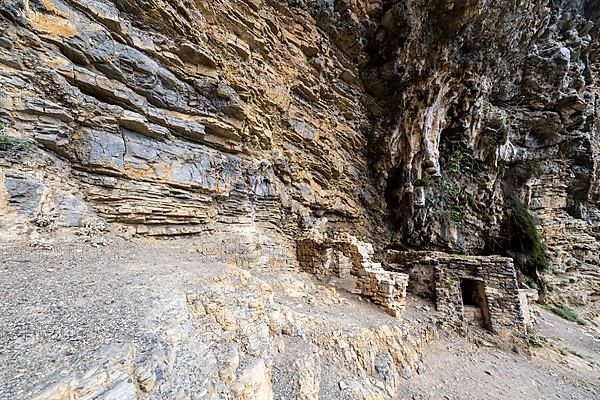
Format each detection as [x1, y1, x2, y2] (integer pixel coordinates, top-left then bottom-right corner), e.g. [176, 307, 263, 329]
[460, 279, 480, 305]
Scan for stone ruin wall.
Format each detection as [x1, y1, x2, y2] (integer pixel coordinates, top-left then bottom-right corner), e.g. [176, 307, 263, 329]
[296, 237, 408, 317]
[297, 239, 532, 338]
[386, 251, 527, 338]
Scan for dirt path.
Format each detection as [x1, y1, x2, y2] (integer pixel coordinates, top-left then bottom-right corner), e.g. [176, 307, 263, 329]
[397, 333, 598, 399]
[536, 306, 600, 363]
[396, 305, 600, 400]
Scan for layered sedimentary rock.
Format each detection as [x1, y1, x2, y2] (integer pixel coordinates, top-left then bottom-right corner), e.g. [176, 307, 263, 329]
[0, 1, 598, 303]
[1, 1, 599, 399]
[0, 0, 387, 245]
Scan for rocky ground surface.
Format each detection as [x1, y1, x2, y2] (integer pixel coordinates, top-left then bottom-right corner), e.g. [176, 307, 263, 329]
[0, 236, 434, 400]
[401, 311, 600, 399]
[0, 236, 598, 400]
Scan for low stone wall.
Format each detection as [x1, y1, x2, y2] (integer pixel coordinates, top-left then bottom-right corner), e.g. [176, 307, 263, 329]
[387, 251, 526, 337]
[297, 237, 409, 316]
[356, 268, 409, 317]
[385, 252, 436, 300]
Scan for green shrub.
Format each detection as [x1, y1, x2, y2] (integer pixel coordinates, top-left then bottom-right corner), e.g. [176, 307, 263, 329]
[0, 135, 15, 151]
[523, 276, 540, 291]
[446, 150, 465, 175]
[414, 176, 431, 187]
[506, 205, 549, 279]
[429, 149, 472, 226]
[431, 176, 464, 226]
[485, 204, 550, 291]
[0, 134, 29, 152]
[514, 159, 541, 170]
[526, 324, 543, 348]
[448, 204, 464, 224]
[439, 178, 458, 199]
[546, 305, 586, 325]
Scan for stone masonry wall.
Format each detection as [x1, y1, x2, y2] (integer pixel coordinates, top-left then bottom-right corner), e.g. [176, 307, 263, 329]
[297, 237, 409, 317]
[296, 238, 362, 280]
[355, 268, 408, 317]
[387, 251, 526, 337]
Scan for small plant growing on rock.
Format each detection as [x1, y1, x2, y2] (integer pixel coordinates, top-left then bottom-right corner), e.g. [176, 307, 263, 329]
[422, 159, 435, 169]
[0, 135, 14, 151]
[423, 145, 484, 229]
[505, 205, 549, 286]
[422, 159, 437, 175]
[526, 324, 544, 348]
[446, 150, 464, 175]
[563, 348, 588, 360]
[545, 304, 586, 326]
[514, 159, 541, 171]
[483, 115, 509, 147]
[523, 275, 540, 291]
[413, 176, 431, 187]
[448, 204, 464, 225]
[445, 277, 457, 290]
[0, 132, 30, 153]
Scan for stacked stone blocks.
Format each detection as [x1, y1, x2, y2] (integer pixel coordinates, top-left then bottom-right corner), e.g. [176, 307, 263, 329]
[386, 251, 527, 337]
[297, 238, 409, 317]
[355, 268, 409, 317]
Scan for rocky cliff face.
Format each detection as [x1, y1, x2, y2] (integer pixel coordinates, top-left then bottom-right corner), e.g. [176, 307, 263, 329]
[0, 0, 598, 302]
[0, 0, 389, 245]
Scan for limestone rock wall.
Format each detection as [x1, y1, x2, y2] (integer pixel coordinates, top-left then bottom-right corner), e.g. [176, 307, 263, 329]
[357, 0, 600, 254]
[0, 0, 598, 306]
[0, 0, 386, 243]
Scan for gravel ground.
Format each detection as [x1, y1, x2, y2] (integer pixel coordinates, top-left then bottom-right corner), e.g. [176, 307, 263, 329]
[397, 336, 599, 399]
[0, 238, 225, 399]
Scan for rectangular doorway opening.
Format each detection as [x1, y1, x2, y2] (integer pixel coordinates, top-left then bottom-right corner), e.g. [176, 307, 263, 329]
[460, 278, 491, 330]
